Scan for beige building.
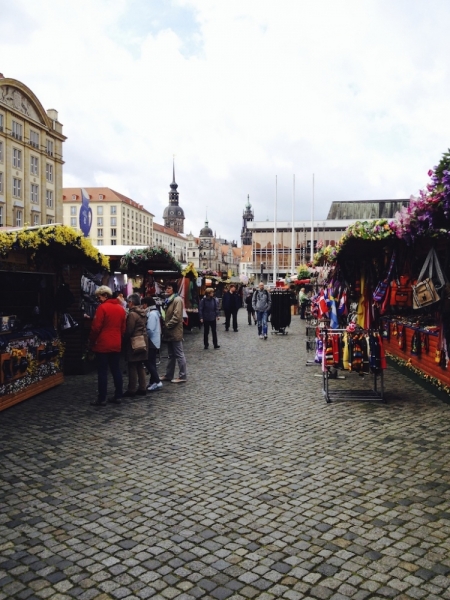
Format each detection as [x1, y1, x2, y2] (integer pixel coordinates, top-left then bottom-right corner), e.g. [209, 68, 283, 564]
[62, 187, 153, 246]
[153, 222, 187, 263]
[0, 75, 66, 228]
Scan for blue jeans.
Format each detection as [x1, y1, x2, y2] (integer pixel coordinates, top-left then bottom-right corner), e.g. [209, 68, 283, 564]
[96, 352, 123, 401]
[256, 311, 268, 336]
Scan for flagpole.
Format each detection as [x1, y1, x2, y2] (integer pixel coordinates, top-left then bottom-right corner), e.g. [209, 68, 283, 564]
[291, 174, 295, 276]
[311, 173, 315, 263]
[273, 175, 277, 285]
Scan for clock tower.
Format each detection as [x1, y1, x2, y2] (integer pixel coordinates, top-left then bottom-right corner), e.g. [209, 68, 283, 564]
[163, 160, 185, 233]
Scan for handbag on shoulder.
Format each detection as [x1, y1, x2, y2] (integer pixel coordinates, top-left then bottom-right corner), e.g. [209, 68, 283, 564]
[130, 335, 146, 351]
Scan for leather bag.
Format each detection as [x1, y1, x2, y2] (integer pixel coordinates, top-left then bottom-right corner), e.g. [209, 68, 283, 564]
[130, 334, 146, 352]
[412, 248, 446, 309]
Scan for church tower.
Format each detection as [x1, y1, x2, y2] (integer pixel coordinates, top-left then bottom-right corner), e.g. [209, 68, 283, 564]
[163, 160, 185, 233]
[241, 194, 254, 245]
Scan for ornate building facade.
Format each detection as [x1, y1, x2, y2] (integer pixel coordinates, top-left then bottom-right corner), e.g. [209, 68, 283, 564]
[163, 162, 185, 233]
[0, 74, 66, 228]
[241, 194, 254, 246]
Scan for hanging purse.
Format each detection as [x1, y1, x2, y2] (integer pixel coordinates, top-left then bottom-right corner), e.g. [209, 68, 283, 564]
[412, 248, 446, 309]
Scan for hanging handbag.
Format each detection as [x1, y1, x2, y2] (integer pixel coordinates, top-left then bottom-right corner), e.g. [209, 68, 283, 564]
[130, 335, 146, 352]
[412, 248, 446, 309]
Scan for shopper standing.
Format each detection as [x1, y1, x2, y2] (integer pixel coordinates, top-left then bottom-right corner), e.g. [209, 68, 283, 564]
[245, 289, 257, 325]
[161, 281, 187, 383]
[123, 293, 148, 397]
[299, 287, 308, 320]
[142, 297, 162, 392]
[222, 284, 240, 332]
[199, 287, 220, 349]
[88, 285, 126, 406]
[252, 282, 272, 340]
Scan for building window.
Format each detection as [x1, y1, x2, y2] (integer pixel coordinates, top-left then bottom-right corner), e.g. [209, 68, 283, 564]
[97, 206, 103, 215]
[111, 240, 117, 246]
[111, 217, 117, 226]
[13, 178, 22, 198]
[111, 206, 117, 214]
[30, 130, 39, 148]
[0, 141, 3, 162]
[46, 217, 54, 224]
[31, 184, 39, 204]
[97, 228, 103, 237]
[0, 206, 2, 226]
[16, 210, 22, 227]
[0, 114, 3, 132]
[12, 121, 22, 140]
[0, 172, 3, 193]
[111, 228, 117, 237]
[46, 190, 53, 208]
[192, 252, 195, 257]
[46, 139, 53, 156]
[72, 194, 77, 200]
[30, 155, 38, 175]
[70, 217, 76, 227]
[70, 206, 76, 215]
[33, 213, 39, 226]
[46, 163, 53, 182]
[13, 148, 22, 169]
[97, 217, 103, 226]
[99, 194, 104, 200]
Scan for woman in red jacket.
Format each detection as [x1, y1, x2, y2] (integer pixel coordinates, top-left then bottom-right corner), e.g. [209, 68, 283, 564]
[88, 285, 126, 406]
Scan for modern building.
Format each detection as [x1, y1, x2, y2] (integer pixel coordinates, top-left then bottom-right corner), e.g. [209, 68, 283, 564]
[0, 74, 66, 228]
[153, 222, 187, 263]
[163, 162, 185, 234]
[248, 199, 409, 282]
[62, 187, 153, 246]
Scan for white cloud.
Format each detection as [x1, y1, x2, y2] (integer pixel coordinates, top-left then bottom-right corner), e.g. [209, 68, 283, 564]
[2, 0, 450, 239]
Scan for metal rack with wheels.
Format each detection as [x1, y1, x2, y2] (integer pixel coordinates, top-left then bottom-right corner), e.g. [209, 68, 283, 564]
[319, 328, 386, 404]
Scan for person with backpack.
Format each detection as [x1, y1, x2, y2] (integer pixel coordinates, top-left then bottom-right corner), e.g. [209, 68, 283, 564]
[199, 287, 220, 349]
[252, 282, 272, 340]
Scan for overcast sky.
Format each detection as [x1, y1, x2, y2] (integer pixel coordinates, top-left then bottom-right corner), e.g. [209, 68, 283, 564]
[2, 0, 450, 242]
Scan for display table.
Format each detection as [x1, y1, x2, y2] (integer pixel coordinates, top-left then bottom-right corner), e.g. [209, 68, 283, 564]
[380, 317, 449, 388]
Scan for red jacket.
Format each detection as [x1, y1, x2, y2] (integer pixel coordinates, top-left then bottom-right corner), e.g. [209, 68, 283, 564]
[89, 298, 126, 353]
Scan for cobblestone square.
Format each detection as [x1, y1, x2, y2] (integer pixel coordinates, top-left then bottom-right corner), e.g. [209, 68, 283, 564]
[1, 316, 450, 599]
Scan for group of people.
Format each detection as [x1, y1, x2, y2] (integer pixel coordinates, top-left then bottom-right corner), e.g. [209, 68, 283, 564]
[199, 282, 273, 348]
[88, 281, 187, 407]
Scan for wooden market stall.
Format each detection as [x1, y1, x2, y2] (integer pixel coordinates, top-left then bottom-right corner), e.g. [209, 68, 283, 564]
[0, 225, 109, 411]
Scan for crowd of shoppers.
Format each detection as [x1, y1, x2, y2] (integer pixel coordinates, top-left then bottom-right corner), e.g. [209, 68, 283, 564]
[88, 280, 279, 406]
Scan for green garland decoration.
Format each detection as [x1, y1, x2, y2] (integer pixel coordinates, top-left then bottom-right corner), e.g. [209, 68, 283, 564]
[386, 351, 450, 396]
[119, 245, 182, 273]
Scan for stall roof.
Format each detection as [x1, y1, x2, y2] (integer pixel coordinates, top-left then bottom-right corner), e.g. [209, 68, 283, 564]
[93, 244, 147, 258]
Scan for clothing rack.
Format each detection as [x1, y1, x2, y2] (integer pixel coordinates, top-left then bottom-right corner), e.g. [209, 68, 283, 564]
[270, 290, 292, 335]
[319, 328, 386, 404]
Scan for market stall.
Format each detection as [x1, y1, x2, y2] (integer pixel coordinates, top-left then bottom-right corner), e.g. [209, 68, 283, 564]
[0, 225, 109, 411]
[313, 147, 450, 397]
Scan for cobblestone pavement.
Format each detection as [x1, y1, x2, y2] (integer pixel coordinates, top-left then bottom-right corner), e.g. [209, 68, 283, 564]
[1, 314, 450, 600]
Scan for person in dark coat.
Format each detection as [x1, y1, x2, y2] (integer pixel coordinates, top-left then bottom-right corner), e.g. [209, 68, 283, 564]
[199, 287, 220, 349]
[222, 284, 240, 332]
[123, 293, 148, 397]
[245, 290, 257, 325]
[88, 285, 126, 406]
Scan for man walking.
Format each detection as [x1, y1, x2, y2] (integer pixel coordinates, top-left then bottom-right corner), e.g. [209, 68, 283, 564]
[252, 282, 272, 340]
[222, 284, 240, 332]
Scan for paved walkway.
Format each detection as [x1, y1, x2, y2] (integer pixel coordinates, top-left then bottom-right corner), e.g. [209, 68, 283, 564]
[1, 315, 450, 600]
